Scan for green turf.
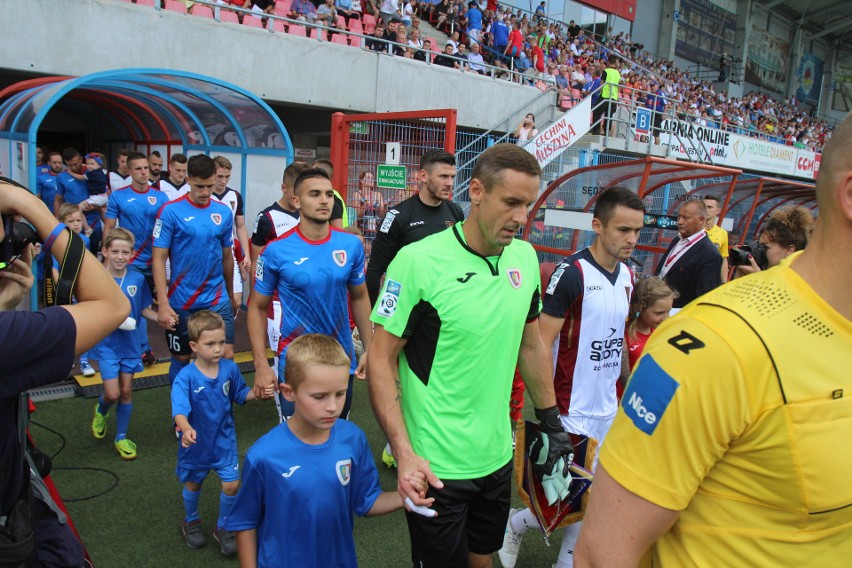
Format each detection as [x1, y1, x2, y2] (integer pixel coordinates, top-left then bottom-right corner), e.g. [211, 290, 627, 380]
[30, 376, 561, 567]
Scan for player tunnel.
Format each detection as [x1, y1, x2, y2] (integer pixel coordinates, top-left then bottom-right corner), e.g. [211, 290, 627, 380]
[0, 68, 294, 224]
[523, 156, 818, 274]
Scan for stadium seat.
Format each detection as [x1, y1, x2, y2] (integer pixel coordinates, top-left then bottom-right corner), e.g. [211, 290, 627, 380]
[309, 26, 322, 40]
[192, 5, 214, 18]
[288, 24, 307, 37]
[362, 13, 376, 32]
[133, 0, 157, 6]
[348, 18, 363, 35]
[331, 33, 350, 46]
[271, 19, 288, 33]
[164, 0, 186, 14]
[571, 88, 582, 100]
[243, 15, 265, 28]
[219, 9, 240, 24]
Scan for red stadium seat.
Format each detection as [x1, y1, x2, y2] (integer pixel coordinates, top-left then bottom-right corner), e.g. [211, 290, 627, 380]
[192, 5, 214, 18]
[288, 24, 307, 37]
[243, 15, 265, 28]
[272, 19, 288, 32]
[164, 0, 186, 14]
[219, 9, 240, 23]
[309, 26, 321, 39]
[362, 13, 376, 29]
[134, 0, 157, 6]
[348, 18, 363, 35]
[331, 33, 350, 45]
[274, 0, 292, 15]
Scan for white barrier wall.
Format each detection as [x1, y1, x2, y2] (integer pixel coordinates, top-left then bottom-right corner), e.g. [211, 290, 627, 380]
[0, 0, 545, 130]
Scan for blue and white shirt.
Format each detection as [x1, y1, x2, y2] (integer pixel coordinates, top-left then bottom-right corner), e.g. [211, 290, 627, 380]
[254, 227, 365, 374]
[106, 186, 169, 272]
[90, 269, 152, 361]
[224, 420, 382, 568]
[171, 359, 251, 470]
[153, 195, 233, 309]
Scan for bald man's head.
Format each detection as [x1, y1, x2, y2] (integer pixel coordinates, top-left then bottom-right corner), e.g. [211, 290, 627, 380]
[815, 114, 852, 214]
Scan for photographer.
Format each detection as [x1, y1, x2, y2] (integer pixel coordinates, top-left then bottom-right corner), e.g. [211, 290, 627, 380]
[733, 205, 815, 277]
[512, 112, 538, 146]
[0, 178, 129, 567]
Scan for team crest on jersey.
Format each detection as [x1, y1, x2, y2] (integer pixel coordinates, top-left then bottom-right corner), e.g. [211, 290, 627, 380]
[126, 285, 138, 297]
[211, 213, 222, 225]
[147, 195, 158, 205]
[507, 269, 522, 289]
[255, 257, 265, 282]
[153, 219, 162, 239]
[336, 459, 352, 486]
[223, 381, 230, 397]
[332, 249, 347, 267]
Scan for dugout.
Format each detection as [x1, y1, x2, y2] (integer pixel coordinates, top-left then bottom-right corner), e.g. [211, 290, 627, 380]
[0, 68, 294, 226]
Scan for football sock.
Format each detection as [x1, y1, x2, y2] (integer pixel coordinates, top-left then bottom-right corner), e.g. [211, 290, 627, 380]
[183, 487, 201, 523]
[218, 492, 238, 529]
[97, 396, 112, 417]
[115, 401, 132, 441]
[556, 522, 582, 567]
[511, 508, 540, 535]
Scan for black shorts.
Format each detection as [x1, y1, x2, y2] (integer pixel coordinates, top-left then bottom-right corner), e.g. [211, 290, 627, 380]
[652, 112, 664, 135]
[406, 460, 512, 568]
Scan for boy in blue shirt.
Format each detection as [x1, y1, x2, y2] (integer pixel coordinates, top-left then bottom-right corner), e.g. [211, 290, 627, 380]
[172, 310, 270, 556]
[225, 334, 430, 568]
[89, 228, 157, 459]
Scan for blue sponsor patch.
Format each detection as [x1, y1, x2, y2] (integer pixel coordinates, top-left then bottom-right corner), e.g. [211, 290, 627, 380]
[386, 280, 401, 294]
[621, 355, 679, 435]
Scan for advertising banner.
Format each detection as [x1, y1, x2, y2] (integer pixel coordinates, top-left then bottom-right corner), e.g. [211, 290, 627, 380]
[795, 53, 824, 107]
[831, 64, 852, 112]
[674, 0, 737, 65]
[526, 96, 592, 168]
[746, 26, 789, 92]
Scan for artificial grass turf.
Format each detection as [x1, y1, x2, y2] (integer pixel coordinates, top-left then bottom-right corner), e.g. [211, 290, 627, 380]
[30, 374, 561, 567]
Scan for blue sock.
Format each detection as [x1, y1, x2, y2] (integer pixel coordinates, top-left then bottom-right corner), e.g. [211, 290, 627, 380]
[183, 487, 201, 523]
[115, 401, 132, 441]
[218, 492, 238, 529]
[169, 357, 189, 386]
[80, 353, 90, 367]
[97, 395, 112, 417]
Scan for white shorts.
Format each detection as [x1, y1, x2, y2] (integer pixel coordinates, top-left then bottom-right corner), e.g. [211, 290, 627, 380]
[232, 257, 243, 295]
[560, 412, 616, 471]
[267, 300, 282, 378]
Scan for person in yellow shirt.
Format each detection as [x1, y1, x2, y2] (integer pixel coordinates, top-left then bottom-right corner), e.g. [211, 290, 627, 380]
[574, 113, 852, 567]
[703, 195, 729, 282]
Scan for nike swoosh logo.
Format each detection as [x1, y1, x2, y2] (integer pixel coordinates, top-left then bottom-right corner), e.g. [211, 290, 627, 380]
[457, 272, 476, 283]
[184, 216, 195, 222]
[294, 257, 309, 265]
[281, 465, 301, 478]
[193, 386, 205, 393]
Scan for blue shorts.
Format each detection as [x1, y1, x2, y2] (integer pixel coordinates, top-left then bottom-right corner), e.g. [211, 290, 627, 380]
[98, 357, 143, 380]
[177, 459, 240, 484]
[167, 300, 235, 356]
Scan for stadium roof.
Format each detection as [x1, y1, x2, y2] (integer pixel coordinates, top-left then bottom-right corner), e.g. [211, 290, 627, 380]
[753, 0, 852, 51]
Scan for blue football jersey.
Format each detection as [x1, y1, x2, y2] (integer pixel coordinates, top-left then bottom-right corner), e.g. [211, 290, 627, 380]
[152, 196, 234, 309]
[90, 270, 152, 361]
[223, 420, 382, 568]
[56, 172, 99, 227]
[171, 359, 251, 470]
[253, 227, 365, 373]
[106, 186, 170, 271]
[36, 172, 59, 214]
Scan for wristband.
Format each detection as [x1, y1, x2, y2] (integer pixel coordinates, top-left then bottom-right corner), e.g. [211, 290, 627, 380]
[534, 405, 563, 434]
[42, 223, 67, 254]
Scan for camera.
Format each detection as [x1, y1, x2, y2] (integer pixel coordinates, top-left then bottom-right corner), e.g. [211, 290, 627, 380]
[728, 241, 768, 270]
[1, 215, 39, 270]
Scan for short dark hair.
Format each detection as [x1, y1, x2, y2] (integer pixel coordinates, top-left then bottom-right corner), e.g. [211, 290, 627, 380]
[313, 158, 334, 177]
[187, 154, 217, 179]
[471, 144, 540, 193]
[283, 162, 308, 186]
[149, 150, 162, 158]
[702, 194, 721, 205]
[419, 149, 455, 170]
[117, 148, 133, 159]
[593, 186, 644, 225]
[126, 151, 147, 167]
[293, 167, 331, 194]
[170, 153, 188, 165]
[61, 147, 81, 162]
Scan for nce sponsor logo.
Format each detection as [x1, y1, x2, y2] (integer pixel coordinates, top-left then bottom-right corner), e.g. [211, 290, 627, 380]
[589, 337, 623, 362]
